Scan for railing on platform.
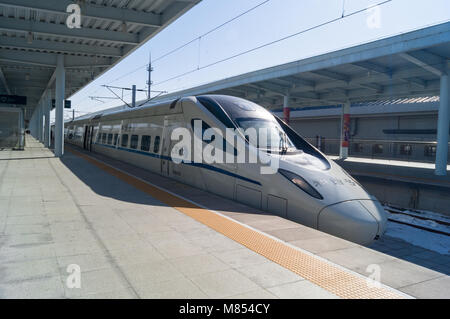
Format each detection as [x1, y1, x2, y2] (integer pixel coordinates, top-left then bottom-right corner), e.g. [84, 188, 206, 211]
[306, 136, 450, 164]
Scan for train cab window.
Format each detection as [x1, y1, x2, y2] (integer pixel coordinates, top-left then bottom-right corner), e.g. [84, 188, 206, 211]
[121, 134, 129, 147]
[107, 134, 113, 145]
[191, 118, 238, 156]
[425, 145, 437, 157]
[113, 134, 118, 146]
[372, 144, 383, 154]
[102, 133, 107, 144]
[190, 118, 218, 143]
[400, 144, 412, 156]
[141, 135, 151, 151]
[130, 135, 139, 149]
[190, 119, 212, 137]
[196, 96, 236, 128]
[153, 136, 160, 153]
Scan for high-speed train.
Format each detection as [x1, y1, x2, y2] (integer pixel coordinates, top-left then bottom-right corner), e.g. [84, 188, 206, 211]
[64, 95, 387, 244]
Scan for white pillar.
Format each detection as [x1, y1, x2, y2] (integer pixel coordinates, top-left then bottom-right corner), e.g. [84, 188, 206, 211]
[435, 70, 449, 176]
[37, 101, 43, 142]
[32, 111, 37, 138]
[29, 112, 33, 137]
[55, 55, 65, 157]
[44, 90, 51, 147]
[339, 101, 351, 159]
[18, 107, 25, 150]
[31, 112, 35, 137]
[36, 109, 40, 139]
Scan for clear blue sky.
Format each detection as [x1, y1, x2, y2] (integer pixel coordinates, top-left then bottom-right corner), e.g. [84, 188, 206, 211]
[62, 0, 450, 121]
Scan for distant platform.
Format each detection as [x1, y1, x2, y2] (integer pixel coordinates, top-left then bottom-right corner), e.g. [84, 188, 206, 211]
[0, 137, 448, 299]
[330, 156, 450, 216]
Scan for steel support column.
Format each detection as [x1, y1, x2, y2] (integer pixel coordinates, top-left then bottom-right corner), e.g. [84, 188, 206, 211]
[54, 54, 65, 157]
[44, 90, 51, 148]
[18, 107, 24, 149]
[435, 68, 449, 176]
[38, 103, 43, 142]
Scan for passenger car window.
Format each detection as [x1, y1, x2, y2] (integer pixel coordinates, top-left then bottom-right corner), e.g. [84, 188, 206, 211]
[113, 134, 118, 146]
[121, 134, 129, 147]
[107, 134, 113, 145]
[102, 133, 107, 144]
[130, 135, 139, 149]
[141, 135, 151, 151]
[153, 136, 160, 153]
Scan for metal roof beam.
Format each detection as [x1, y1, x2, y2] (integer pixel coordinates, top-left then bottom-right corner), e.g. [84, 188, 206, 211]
[296, 67, 433, 93]
[351, 61, 430, 90]
[259, 81, 291, 95]
[137, 1, 197, 42]
[398, 50, 445, 77]
[291, 92, 322, 100]
[5, 74, 54, 82]
[311, 69, 350, 83]
[352, 61, 393, 76]
[0, 16, 140, 45]
[319, 79, 440, 102]
[0, 49, 113, 68]
[359, 83, 384, 93]
[0, 37, 123, 57]
[284, 76, 315, 89]
[9, 81, 51, 88]
[0, 0, 162, 28]
[247, 83, 285, 96]
[407, 77, 427, 89]
[0, 66, 11, 94]
[214, 89, 246, 98]
[230, 85, 260, 95]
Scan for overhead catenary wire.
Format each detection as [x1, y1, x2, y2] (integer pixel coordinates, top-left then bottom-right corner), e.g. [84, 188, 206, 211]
[151, 0, 271, 65]
[73, 0, 394, 113]
[152, 0, 393, 88]
[101, 0, 272, 87]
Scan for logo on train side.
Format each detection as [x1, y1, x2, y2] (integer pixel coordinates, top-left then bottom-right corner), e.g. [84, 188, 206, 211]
[66, 3, 82, 29]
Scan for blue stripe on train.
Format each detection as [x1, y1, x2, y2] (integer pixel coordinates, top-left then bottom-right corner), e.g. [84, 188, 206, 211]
[93, 142, 262, 186]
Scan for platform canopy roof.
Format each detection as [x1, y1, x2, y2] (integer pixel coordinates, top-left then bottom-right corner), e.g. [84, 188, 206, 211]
[153, 21, 450, 111]
[0, 0, 201, 119]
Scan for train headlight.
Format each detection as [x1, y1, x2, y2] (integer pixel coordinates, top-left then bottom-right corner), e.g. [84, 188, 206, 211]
[278, 169, 323, 200]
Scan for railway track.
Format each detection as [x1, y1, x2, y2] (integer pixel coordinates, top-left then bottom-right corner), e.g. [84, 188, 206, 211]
[385, 207, 450, 237]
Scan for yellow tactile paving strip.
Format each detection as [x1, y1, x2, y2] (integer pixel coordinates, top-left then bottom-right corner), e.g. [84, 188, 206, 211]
[67, 146, 405, 299]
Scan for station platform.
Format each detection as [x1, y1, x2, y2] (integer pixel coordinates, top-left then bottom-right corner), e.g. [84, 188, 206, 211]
[0, 136, 448, 299]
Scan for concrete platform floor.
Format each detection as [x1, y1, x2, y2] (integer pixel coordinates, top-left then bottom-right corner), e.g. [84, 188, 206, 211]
[0, 136, 448, 298]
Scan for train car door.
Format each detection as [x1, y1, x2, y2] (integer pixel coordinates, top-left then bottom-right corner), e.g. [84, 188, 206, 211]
[160, 117, 172, 176]
[161, 115, 186, 177]
[87, 126, 94, 151]
[83, 125, 89, 149]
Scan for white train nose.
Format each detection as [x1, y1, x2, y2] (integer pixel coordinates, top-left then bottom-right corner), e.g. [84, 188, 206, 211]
[318, 200, 386, 245]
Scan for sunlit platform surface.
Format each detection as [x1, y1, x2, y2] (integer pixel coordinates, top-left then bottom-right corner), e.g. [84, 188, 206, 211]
[0, 136, 448, 299]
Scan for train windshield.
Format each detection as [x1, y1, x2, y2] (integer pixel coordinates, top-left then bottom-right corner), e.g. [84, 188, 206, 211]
[197, 95, 331, 168]
[235, 117, 296, 152]
[198, 95, 298, 153]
